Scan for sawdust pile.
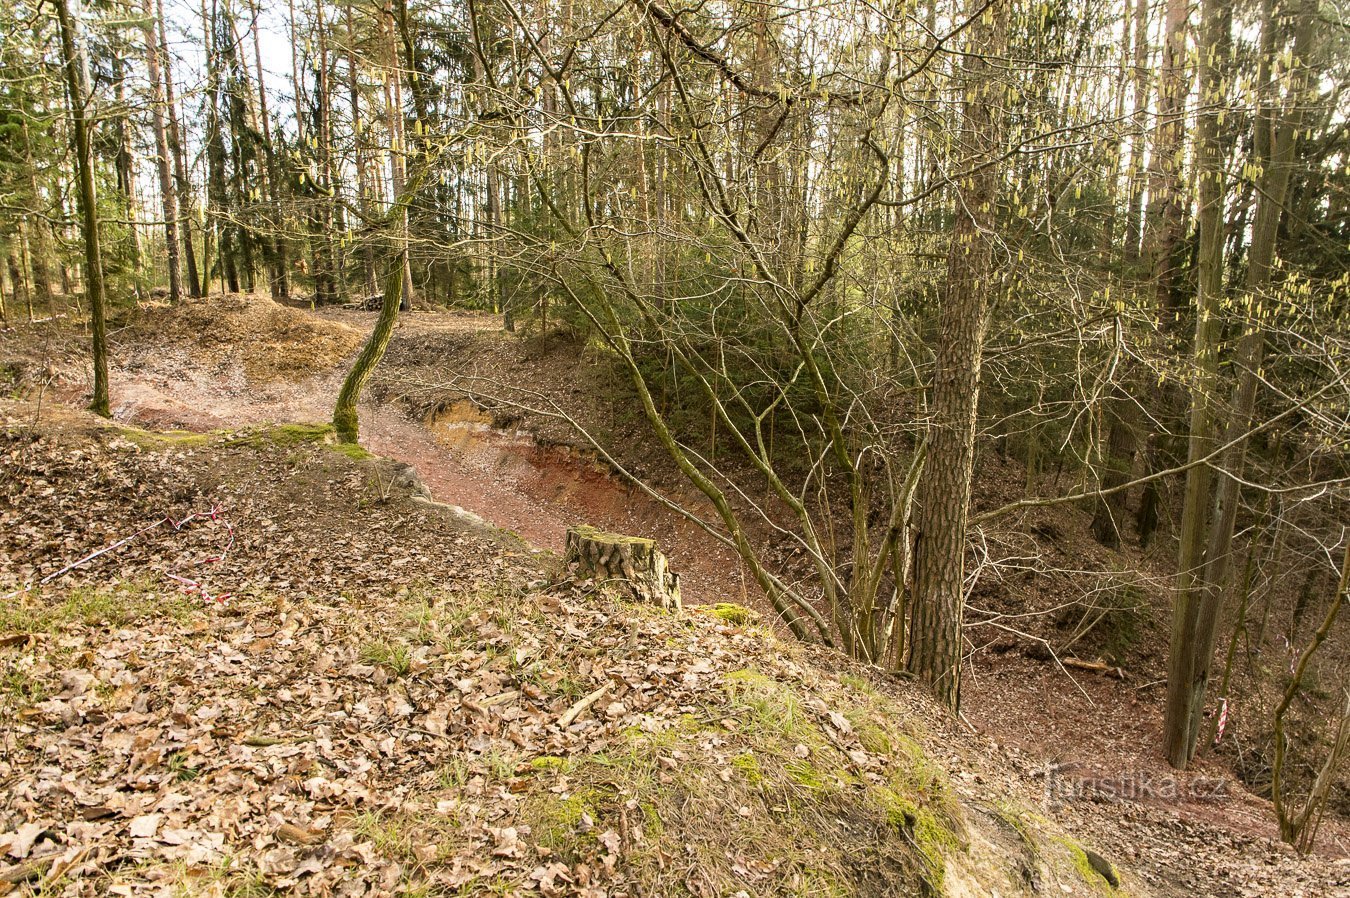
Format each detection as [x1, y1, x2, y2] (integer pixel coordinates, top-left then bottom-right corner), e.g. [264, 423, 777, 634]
[134, 294, 364, 383]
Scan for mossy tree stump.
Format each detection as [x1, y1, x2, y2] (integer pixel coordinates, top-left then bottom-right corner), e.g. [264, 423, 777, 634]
[563, 526, 682, 612]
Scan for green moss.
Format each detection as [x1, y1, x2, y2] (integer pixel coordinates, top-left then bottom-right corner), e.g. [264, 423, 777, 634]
[853, 719, 893, 756]
[1053, 836, 1117, 892]
[891, 734, 956, 811]
[785, 758, 828, 792]
[732, 752, 764, 785]
[676, 712, 707, 733]
[328, 441, 373, 460]
[709, 602, 760, 625]
[526, 788, 604, 851]
[263, 422, 335, 445]
[226, 422, 340, 453]
[529, 755, 573, 773]
[568, 525, 654, 547]
[875, 787, 960, 893]
[993, 800, 1038, 856]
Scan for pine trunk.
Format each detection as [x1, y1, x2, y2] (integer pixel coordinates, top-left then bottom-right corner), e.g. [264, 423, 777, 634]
[907, 0, 1008, 711]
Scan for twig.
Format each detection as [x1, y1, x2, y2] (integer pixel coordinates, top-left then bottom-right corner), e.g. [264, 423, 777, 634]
[558, 682, 612, 728]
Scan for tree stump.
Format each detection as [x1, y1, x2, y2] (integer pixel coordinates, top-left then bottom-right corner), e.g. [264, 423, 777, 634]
[563, 526, 682, 612]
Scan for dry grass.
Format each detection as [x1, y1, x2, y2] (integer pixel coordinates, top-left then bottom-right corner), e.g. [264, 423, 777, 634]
[134, 293, 364, 383]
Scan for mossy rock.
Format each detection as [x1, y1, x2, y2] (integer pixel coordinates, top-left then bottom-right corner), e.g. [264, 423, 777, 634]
[708, 602, 760, 625]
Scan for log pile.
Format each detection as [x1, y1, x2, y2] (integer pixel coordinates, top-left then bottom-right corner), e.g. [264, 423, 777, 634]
[563, 526, 682, 612]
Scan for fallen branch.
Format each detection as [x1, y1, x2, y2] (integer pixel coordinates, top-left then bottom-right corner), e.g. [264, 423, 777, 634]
[559, 682, 612, 728]
[1062, 657, 1127, 679]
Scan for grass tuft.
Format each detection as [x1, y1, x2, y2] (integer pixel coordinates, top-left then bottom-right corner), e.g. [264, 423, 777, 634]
[360, 639, 413, 676]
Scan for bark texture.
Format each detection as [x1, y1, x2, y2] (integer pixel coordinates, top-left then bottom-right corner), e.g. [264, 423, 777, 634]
[564, 526, 682, 612]
[906, 0, 1008, 711]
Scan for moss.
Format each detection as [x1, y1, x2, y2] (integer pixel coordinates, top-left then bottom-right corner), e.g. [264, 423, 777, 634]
[785, 758, 828, 792]
[263, 422, 335, 446]
[875, 787, 961, 894]
[227, 422, 339, 452]
[529, 755, 573, 773]
[1053, 836, 1118, 892]
[568, 525, 653, 547]
[328, 441, 373, 460]
[732, 752, 764, 785]
[891, 734, 956, 812]
[993, 800, 1038, 856]
[854, 719, 893, 756]
[709, 602, 759, 625]
[725, 668, 774, 689]
[676, 712, 707, 733]
[526, 788, 603, 851]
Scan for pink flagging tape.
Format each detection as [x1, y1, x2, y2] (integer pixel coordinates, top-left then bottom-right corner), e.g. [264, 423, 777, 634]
[2, 505, 235, 604]
[164, 573, 232, 604]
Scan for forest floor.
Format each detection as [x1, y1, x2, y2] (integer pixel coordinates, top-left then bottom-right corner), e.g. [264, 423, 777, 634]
[0, 294, 1347, 897]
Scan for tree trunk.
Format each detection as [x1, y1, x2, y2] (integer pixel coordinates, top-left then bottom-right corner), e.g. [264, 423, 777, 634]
[348, 3, 377, 298]
[1122, 0, 1149, 262]
[333, 246, 406, 442]
[249, 0, 289, 300]
[111, 53, 142, 280]
[143, 0, 181, 303]
[564, 527, 683, 612]
[1090, 387, 1136, 548]
[159, 0, 201, 299]
[55, 0, 110, 417]
[907, 0, 1008, 711]
[1133, 0, 1191, 548]
[1175, 0, 1315, 762]
[18, 115, 54, 305]
[383, 2, 416, 309]
[1163, 0, 1229, 770]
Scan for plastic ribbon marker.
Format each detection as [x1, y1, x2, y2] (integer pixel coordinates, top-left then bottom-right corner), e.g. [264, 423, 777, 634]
[2, 505, 235, 604]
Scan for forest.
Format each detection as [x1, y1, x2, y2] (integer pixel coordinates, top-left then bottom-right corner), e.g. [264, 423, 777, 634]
[1, 0, 1349, 893]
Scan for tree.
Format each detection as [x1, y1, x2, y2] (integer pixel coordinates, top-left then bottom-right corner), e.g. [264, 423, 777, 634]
[142, 0, 181, 303]
[54, 0, 110, 416]
[906, 0, 1011, 710]
[1163, 0, 1317, 770]
[332, 176, 420, 442]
